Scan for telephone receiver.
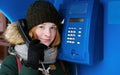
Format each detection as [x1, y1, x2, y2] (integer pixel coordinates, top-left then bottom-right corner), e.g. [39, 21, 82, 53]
[17, 19, 31, 46]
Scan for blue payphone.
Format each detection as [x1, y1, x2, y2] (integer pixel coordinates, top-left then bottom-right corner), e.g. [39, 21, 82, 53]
[58, 0, 103, 65]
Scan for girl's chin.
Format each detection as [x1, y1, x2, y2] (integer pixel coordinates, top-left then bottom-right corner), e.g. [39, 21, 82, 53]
[42, 43, 50, 46]
[41, 41, 51, 46]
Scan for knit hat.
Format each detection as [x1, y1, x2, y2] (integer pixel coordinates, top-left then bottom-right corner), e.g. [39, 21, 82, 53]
[26, 1, 62, 31]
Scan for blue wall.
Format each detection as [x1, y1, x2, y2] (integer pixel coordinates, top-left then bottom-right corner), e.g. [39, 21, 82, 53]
[71, 0, 120, 75]
[0, 0, 36, 22]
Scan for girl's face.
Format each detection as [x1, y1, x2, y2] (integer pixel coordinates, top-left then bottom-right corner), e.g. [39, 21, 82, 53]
[35, 22, 57, 46]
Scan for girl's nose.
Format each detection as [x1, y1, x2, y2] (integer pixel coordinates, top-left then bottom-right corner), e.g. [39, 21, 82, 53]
[44, 29, 50, 37]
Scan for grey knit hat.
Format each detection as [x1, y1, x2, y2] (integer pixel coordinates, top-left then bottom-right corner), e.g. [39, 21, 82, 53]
[26, 1, 62, 31]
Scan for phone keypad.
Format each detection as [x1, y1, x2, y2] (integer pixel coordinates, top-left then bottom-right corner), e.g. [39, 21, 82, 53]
[66, 27, 82, 44]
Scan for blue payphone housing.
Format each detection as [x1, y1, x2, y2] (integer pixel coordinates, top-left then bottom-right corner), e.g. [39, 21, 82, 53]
[58, 0, 103, 65]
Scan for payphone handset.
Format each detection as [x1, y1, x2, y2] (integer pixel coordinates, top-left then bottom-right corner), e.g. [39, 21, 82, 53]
[58, 0, 103, 65]
[17, 19, 31, 46]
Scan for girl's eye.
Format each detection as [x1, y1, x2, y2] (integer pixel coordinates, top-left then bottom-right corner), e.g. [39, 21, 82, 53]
[39, 26, 44, 29]
[51, 26, 57, 30]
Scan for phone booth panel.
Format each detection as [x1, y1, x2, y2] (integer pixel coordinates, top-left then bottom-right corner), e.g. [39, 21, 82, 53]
[57, 0, 103, 65]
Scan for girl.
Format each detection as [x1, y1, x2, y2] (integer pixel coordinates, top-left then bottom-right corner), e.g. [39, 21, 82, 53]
[0, 1, 71, 75]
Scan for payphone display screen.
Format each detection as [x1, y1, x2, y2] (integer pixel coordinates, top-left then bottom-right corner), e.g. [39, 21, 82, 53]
[69, 18, 84, 22]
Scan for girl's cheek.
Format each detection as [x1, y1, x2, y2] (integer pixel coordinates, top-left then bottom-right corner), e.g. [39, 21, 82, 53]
[35, 29, 42, 39]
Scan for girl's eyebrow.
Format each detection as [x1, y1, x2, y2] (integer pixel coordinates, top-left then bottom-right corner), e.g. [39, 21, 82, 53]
[52, 24, 57, 26]
[52, 25, 57, 26]
[37, 23, 57, 27]
[37, 24, 45, 26]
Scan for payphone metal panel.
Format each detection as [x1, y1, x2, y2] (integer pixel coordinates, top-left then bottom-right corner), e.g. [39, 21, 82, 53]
[58, 0, 103, 65]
